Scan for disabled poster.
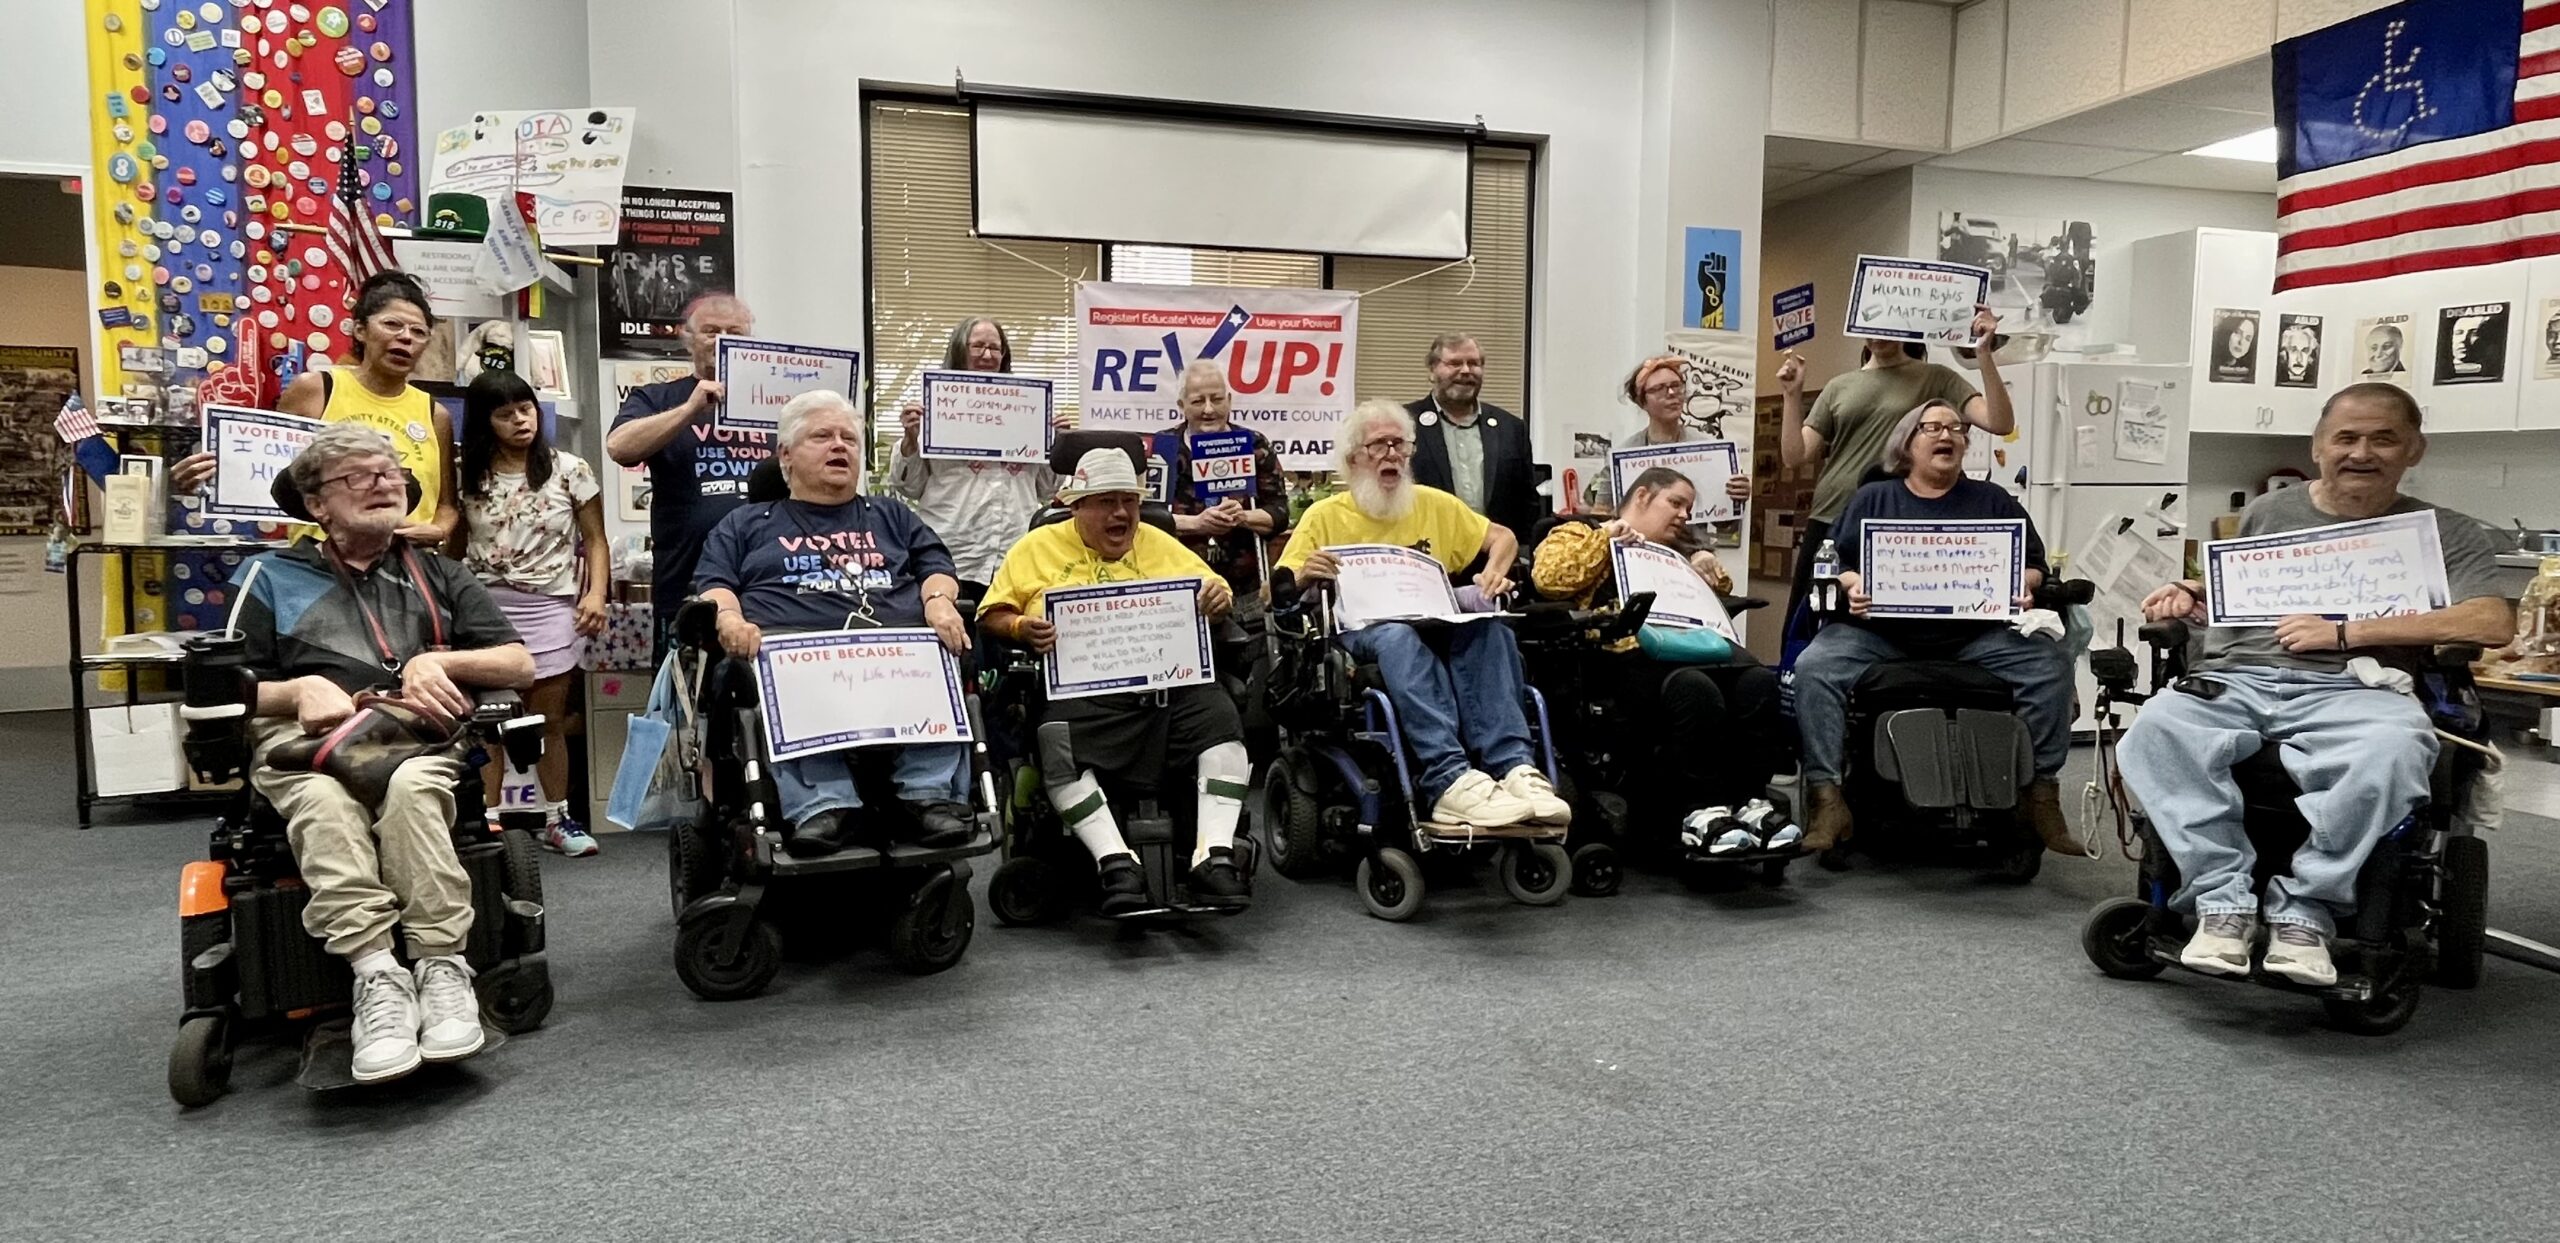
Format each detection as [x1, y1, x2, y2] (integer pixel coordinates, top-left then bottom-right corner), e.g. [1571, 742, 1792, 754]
[199, 405, 323, 521]
[1074, 282, 1358, 471]
[714, 337, 862, 434]
[1328, 544, 1490, 629]
[1860, 519, 2025, 618]
[753, 629, 971, 762]
[1610, 540, 1736, 639]
[918, 370, 1054, 463]
[1043, 578, 1216, 701]
[1843, 255, 1989, 345]
[1609, 440, 1744, 524]
[2201, 511, 2450, 627]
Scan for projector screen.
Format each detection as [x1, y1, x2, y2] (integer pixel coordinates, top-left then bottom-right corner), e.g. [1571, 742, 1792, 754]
[972, 105, 1472, 260]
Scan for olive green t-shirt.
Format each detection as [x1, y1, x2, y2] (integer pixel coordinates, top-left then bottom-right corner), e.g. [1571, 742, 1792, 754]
[1805, 362, 1979, 521]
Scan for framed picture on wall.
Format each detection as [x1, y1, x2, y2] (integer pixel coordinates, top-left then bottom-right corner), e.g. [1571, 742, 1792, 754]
[2539, 299, 2560, 381]
[524, 330, 573, 404]
[2208, 309, 2260, 384]
[2273, 314, 2323, 390]
[2433, 303, 2509, 386]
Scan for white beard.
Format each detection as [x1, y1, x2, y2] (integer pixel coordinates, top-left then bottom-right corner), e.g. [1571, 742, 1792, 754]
[1350, 474, 1416, 521]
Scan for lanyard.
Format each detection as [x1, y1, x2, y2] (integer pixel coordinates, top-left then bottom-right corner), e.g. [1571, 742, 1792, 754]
[325, 543, 447, 670]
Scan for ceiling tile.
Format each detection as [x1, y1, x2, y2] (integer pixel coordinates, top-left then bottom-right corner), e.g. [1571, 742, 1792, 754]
[1927, 138, 2158, 177]
[1837, 148, 1935, 175]
[1766, 170, 1875, 204]
[2015, 97, 2272, 154]
[2138, 55, 2274, 116]
[1766, 135, 1892, 172]
[2087, 151, 2278, 193]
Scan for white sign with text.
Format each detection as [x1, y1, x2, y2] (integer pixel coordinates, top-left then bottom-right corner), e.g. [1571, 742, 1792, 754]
[715, 337, 862, 434]
[1610, 539, 1736, 638]
[200, 404, 322, 521]
[752, 629, 971, 762]
[1043, 578, 1216, 700]
[2202, 512, 2450, 627]
[1860, 518, 2026, 618]
[1844, 255, 1990, 345]
[1328, 544, 1484, 629]
[1608, 440, 1744, 523]
[918, 370, 1054, 464]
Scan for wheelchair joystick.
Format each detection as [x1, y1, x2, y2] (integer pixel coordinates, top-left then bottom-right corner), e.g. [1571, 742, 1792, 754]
[179, 631, 259, 785]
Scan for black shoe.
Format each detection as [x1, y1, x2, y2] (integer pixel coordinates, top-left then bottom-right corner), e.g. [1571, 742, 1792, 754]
[902, 800, 976, 849]
[1187, 847, 1251, 909]
[785, 809, 850, 858]
[1096, 854, 1149, 915]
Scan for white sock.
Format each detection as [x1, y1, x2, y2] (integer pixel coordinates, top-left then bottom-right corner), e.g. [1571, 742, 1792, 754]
[1053, 770, 1130, 862]
[1193, 741, 1250, 866]
[542, 799, 566, 825]
[352, 949, 402, 979]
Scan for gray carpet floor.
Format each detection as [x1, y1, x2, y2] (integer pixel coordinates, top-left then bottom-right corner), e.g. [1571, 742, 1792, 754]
[8, 709, 2560, 1242]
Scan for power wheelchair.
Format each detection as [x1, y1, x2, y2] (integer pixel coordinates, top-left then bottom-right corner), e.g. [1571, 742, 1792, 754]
[662, 600, 1002, 1001]
[2076, 620, 2493, 1036]
[166, 632, 554, 1108]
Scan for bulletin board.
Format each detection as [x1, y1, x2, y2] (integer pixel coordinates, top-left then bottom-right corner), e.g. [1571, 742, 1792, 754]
[0, 348, 80, 536]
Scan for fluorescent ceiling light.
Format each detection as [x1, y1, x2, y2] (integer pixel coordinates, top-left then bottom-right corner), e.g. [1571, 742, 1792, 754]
[2187, 127, 2277, 162]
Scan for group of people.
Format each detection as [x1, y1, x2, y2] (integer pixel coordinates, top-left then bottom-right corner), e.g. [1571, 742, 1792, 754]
[179, 281, 2511, 1081]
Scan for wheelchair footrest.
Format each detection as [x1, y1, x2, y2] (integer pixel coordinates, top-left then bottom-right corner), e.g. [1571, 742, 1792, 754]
[1682, 844, 1809, 867]
[1414, 820, 1566, 844]
[2142, 939, 2384, 1001]
[1873, 708, 2029, 811]
[295, 1017, 508, 1092]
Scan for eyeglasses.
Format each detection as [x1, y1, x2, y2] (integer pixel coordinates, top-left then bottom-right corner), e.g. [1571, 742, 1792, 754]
[368, 319, 431, 342]
[322, 466, 406, 492]
[1362, 437, 1414, 458]
[1913, 421, 1970, 439]
[1641, 381, 1684, 398]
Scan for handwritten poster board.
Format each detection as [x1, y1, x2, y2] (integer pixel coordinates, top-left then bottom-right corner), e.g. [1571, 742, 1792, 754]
[715, 337, 862, 434]
[1330, 544, 1480, 629]
[753, 629, 971, 762]
[1609, 440, 1744, 523]
[1043, 578, 1216, 700]
[1610, 539, 1736, 638]
[200, 405, 323, 521]
[1186, 430, 1258, 501]
[918, 370, 1054, 463]
[1860, 518, 2025, 618]
[428, 108, 638, 247]
[2201, 512, 2450, 627]
[1844, 255, 1990, 345]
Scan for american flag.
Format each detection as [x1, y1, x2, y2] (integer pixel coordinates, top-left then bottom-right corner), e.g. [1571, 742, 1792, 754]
[2274, 0, 2559, 291]
[325, 132, 397, 286]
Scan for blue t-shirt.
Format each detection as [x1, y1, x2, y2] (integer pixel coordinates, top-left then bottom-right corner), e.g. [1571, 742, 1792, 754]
[613, 376, 775, 617]
[693, 494, 957, 634]
[1834, 476, 2049, 650]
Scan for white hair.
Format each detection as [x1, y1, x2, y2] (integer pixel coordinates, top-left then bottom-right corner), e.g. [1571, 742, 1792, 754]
[1177, 357, 1228, 398]
[1332, 399, 1416, 477]
[776, 389, 862, 452]
[286, 424, 400, 498]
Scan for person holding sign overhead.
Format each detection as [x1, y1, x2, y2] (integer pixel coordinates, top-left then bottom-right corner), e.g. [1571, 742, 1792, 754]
[1405, 334, 1543, 545]
[2120, 383, 2511, 987]
[1278, 400, 1566, 831]
[1789, 400, 2082, 862]
[1159, 359, 1288, 631]
[1530, 468, 1788, 856]
[607, 294, 772, 655]
[691, 390, 977, 859]
[890, 317, 1064, 590]
[979, 446, 1253, 914]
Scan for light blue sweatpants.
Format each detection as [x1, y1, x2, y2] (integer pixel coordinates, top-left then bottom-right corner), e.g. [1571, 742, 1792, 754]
[2118, 665, 2436, 937]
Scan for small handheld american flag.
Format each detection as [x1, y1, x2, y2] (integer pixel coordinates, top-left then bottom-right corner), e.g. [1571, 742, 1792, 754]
[325, 129, 398, 287]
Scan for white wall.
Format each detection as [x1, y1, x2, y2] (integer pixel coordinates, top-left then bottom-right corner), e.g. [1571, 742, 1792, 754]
[0, 1, 89, 174]
[413, 0, 595, 145]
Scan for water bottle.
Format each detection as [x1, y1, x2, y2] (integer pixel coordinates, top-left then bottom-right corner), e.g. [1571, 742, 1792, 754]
[1811, 537, 1841, 614]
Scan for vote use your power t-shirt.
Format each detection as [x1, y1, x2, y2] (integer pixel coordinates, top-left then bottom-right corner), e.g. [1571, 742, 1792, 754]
[692, 495, 957, 634]
[612, 376, 774, 615]
[1805, 362, 1979, 523]
[2196, 486, 2504, 676]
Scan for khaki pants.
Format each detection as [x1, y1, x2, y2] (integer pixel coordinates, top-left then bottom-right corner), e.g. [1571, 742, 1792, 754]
[249, 720, 474, 959]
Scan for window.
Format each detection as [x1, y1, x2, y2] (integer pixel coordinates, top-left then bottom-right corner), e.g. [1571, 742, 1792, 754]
[1336, 146, 1533, 416]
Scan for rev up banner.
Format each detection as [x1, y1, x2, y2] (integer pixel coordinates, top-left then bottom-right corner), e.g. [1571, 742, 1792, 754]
[1074, 282, 1358, 471]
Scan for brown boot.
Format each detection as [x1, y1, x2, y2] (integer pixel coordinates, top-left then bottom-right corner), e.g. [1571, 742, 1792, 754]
[1798, 783, 1853, 854]
[2024, 779, 2093, 857]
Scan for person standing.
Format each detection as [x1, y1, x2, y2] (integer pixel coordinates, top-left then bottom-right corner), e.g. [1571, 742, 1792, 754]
[606, 294, 769, 656]
[889, 316, 1064, 592]
[1406, 333, 1543, 543]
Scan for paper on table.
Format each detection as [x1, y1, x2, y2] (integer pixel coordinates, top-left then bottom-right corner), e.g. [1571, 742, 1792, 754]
[2202, 511, 2451, 626]
[1043, 577, 1216, 700]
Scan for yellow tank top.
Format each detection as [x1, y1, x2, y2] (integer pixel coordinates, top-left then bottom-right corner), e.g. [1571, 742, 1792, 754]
[321, 367, 442, 527]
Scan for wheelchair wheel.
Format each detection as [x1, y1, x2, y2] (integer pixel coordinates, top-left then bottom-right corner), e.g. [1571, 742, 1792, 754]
[500, 827, 544, 927]
[669, 819, 724, 920]
[887, 867, 974, 975]
[2433, 835, 2488, 989]
[989, 855, 1061, 926]
[1262, 752, 1330, 882]
[480, 961, 556, 1034]
[2080, 897, 2166, 981]
[1501, 842, 1571, 907]
[1358, 847, 1425, 922]
[674, 913, 783, 1001]
[167, 1014, 233, 1109]
[2322, 975, 2422, 1037]
[1569, 842, 1622, 898]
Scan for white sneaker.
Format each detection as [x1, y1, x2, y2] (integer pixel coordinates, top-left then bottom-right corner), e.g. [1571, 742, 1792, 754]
[1431, 770, 1535, 828]
[1682, 807, 1755, 855]
[2178, 912, 2257, 978]
[1500, 766, 1573, 825]
[2261, 924, 2338, 987]
[349, 964, 423, 1084]
[1737, 799, 1803, 851]
[413, 955, 486, 1063]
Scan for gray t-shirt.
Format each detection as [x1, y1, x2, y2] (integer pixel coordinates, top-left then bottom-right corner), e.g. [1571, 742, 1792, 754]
[2197, 486, 2504, 674]
[1442, 414, 1488, 514]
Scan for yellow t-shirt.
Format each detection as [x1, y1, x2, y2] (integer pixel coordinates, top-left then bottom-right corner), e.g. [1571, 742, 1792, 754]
[322, 367, 442, 527]
[979, 519, 1214, 619]
[1277, 486, 1490, 575]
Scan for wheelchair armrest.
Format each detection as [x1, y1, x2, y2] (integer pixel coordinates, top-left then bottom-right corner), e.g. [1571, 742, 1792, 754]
[673, 597, 724, 651]
[2430, 643, 2485, 670]
[1721, 594, 1769, 614]
[2136, 618, 2191, 651]
[471, 689, 524, 724]
[2036, 577, 2097, 610]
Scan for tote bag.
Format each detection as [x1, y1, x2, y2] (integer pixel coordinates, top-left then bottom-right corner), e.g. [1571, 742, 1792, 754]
[606, 654, 705, 832]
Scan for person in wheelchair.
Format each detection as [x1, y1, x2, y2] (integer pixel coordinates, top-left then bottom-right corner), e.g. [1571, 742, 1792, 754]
[235, 426, 535, 1083]
[1529, 467, 1790, 855]
[979, 447, 1252, 914]
[1277, 399, 1568, 830]
[1791, 400, 2083, 860]
[693, 390, 978, 858]
[2122, 383, 2511, 986]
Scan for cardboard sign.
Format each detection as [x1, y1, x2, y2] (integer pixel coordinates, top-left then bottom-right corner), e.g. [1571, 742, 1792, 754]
[200, 404, 322, 521]
[1185, 430, 1259, 501]
[1859, 518, 2025, 618]
[1772, 283, 1817, 349]
[714, 336, 862, 433]
[753, 629, 971, 762]
[1608, 440, 1743, 523]
[1043, 578, 1216, 700]
[1610, 539, 1736, 638]
[918, 369, 1054, 463]
[2202, 512, 2451, 627]
[1844, 255, 1989, 345]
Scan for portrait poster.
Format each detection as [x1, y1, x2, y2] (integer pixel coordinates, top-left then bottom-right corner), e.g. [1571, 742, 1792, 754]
[2432, 303, 2509, 386]
[2355, 314, 2412, 385]
[602, 187, 735, 357]
[2208, 309, 2260, 384]
[2538, 299, 2560, 381]
[2273, 313, 2324, 390]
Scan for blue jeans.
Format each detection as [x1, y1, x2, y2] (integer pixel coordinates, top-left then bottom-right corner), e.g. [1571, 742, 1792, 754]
[1792, 622, 2072, 786]
[772, 743, 971, 827]
[2119, 666, 2436, 936]
[1339, 620, 1534, 806]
